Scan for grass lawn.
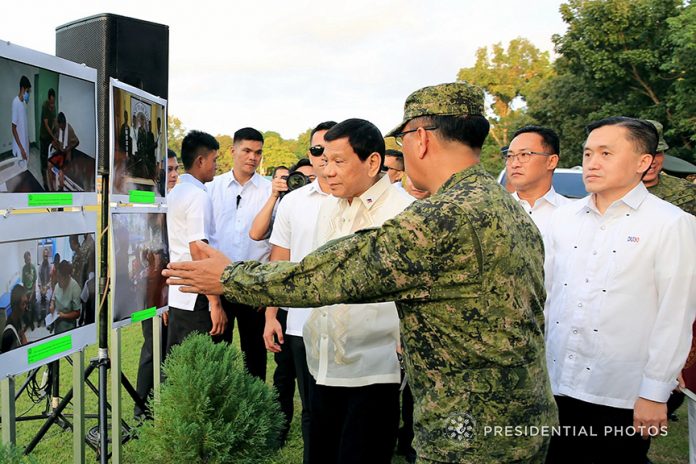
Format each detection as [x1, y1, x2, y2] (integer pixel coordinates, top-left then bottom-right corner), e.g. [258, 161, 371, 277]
[2, 322, 691, 463]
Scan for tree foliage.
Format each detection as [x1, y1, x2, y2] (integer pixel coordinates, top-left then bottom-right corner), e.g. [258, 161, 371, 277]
[457, 38, 553, 150]
[529, 0, 693, 165]
[167, 116, 186, 157]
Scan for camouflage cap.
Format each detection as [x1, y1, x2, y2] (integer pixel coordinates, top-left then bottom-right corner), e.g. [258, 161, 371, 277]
[645, 119, 669, 152]
[385, 82, 485, 137]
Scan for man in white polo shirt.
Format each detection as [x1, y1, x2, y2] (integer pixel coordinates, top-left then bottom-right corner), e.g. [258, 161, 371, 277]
[165, 130, 227, 353]
[207, 127, 272, 380]
[263, 121, 336, 458]
[504, 125, 571, 242]
[544, 117, 696, 463]
[303, 118, 413, 463]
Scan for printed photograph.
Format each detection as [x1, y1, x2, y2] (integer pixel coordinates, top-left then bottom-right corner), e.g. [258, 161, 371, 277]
[0, 54, 97, 195]
[0, 233, 96, 355]
[111, 211, 169, 327]
[111, 84, 167, 198]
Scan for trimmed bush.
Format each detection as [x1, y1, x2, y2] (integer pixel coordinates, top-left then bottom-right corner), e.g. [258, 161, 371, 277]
[130, 334, 282, 464]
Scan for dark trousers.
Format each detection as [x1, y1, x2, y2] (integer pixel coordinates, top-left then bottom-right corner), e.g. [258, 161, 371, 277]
[309, 382, 399, 464]
[546, 395, 651, 464]
[274, 310, 295, 444]
[397, 380, 415, 455]
[220, 297, 267, 381]
[273, 311, 315, 462]
[134, 315, 169, 416]
[166, 295, 233, 355]
[289, 334, 314, 463]
[40, 138, 50, 190]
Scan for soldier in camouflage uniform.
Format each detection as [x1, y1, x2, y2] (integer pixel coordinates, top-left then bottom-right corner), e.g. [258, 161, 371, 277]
[164, 82, 559, 463]
[643, 120, 696, 217]
[644, 120, 696, 464]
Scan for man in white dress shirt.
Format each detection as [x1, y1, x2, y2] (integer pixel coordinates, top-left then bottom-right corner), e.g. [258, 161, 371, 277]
[207, 127, 271, 380]
[165, 131, 226, 354]
[264, 121, 336, 458]
[544, 117, 696, 463]
[505, 125, 571, 241]
[302, 118, 413, 463]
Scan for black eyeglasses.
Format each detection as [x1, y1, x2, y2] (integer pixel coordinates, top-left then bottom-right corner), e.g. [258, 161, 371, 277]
[381, 165, 403, 173]
[393, 126, 438, 147]
[309, 145, 324, 157]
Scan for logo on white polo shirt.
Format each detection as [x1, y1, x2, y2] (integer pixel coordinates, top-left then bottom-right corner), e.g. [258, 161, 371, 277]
[626, 236, 640, 243]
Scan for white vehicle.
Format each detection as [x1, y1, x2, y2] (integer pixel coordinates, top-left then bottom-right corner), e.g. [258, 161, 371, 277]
[497, 166, 588, 199]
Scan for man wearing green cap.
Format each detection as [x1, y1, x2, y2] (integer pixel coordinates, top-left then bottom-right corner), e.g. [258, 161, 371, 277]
[643, 120, 696, 216]
[164, 82, 558, 463]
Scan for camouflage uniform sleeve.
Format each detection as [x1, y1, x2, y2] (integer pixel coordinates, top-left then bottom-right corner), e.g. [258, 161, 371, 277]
[220, 203, 446, 308]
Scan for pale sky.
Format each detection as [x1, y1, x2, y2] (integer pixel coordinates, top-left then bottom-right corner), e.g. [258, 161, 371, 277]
[2, 0, 566, 139]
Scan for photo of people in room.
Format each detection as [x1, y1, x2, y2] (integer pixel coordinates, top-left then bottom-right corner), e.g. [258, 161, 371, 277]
[111, 212, 168, 325]
[0, 56, 96, 194]
[0, 233, 96, 354]
[112, 86, 166, 197]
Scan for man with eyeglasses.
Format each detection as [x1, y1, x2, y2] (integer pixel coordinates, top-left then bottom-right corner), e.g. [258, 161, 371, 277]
[383, 149, 405, 184]
[262, 121, 336, 459]
[504, 126, 572, 242]
[164, 82, 557, 463]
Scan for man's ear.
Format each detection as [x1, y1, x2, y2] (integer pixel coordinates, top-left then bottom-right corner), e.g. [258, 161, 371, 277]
[415, 127, 430, 160]
[638, 154, 654, 175]
[547, 154, 559, 171]
[368, 152, 382, 177]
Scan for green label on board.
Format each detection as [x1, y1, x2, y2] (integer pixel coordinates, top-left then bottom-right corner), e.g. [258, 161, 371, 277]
[28, 193, 73, 207]
[27, 335, 73, 364]
[131, 307, 157, 323]
[129, 190, 156, 204]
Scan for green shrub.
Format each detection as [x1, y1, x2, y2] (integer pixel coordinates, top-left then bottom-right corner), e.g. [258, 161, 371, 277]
[0, 443, 37, 464]
[129, 334, 281, 464]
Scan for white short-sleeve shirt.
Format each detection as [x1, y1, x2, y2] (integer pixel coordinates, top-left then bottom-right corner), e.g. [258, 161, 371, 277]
[167, 174, 215, 310]
[269, 180, 334, 336]
[11, 96, 28, 157]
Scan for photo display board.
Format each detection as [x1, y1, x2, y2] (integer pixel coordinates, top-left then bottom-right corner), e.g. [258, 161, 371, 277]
[0, 41, 97, 210]
[0, 211, 97, 378]
[109, 79, 167, 206]
[110, 208, 169, 328]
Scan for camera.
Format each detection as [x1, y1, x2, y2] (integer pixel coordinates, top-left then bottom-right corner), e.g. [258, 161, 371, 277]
[280, 172, 310, 198]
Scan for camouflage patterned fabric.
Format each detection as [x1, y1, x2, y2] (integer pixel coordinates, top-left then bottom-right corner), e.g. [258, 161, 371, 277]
[385, 82, 485, 137]
[648, 173, 696, 217]
[221, 163, 558, 463]
[645, 119, 669, 152]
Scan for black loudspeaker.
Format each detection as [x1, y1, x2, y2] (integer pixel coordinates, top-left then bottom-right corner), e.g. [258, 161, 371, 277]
[55, 14, 169, 171]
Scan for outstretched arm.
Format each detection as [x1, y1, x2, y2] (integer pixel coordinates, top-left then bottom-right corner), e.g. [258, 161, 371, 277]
[165, 205, 444, 308]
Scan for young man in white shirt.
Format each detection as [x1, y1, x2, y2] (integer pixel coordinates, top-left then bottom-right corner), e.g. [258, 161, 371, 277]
[544, 117, 696, 463]
[262, 121, 336, 457]
[165, 131, 227, 354]
[11, 75, 31, 161]
[206, 127, 271, 380]
[505, 125, 571, 241]
[302, 118, 413, 463]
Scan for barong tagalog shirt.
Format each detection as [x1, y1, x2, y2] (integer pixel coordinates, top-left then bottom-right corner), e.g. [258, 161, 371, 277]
[219, 164, 558, 463]
[544, 182, 696, 409]
[303, 174, 413, 386]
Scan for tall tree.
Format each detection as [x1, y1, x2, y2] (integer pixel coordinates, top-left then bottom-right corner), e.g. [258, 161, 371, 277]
[167, 115, 186, 157]
[529, 0, 692, 165]
[215, 134, 234, 175]
[457, 38, 553, 150]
